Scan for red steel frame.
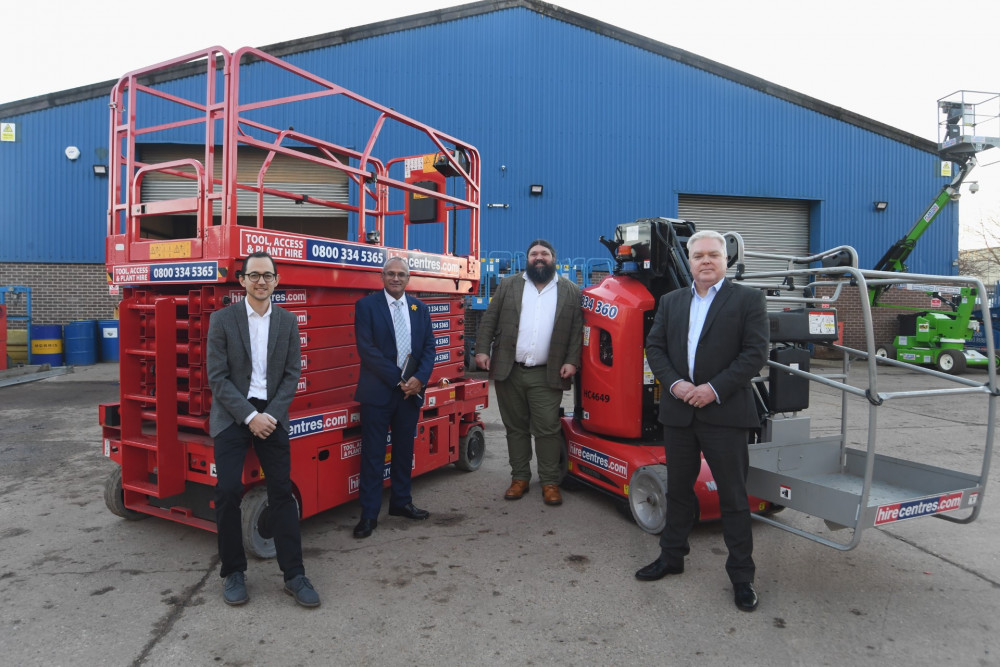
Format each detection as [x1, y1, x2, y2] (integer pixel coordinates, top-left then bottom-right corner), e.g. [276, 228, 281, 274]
[100, 46, 485, 532]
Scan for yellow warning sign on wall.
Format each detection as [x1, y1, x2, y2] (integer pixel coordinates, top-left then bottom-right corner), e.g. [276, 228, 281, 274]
[1, 122, 15, 142]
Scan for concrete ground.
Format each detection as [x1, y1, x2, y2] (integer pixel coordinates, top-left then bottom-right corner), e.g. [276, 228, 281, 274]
[0, 359, 997, 666]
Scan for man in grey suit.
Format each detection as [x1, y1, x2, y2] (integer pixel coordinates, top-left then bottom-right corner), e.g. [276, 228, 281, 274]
[207, 251, 319, 608]
[474, 239, 582, 507]
[634, 230, 768, 612]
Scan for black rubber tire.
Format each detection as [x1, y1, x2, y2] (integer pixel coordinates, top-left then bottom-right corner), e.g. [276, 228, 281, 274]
[936, 349, 966, 375]
[455, 425, 486, 472]
[874, 343, 896, 360]
[103, 467, 148, 521]
[628, 465, 670, 535]
[241, 485, 301, 560]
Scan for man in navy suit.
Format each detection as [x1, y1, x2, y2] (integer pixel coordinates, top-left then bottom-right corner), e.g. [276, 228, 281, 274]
[352, 257, 437, 538]
[634, 230, 768, 613]
[207, 251, 319, 608]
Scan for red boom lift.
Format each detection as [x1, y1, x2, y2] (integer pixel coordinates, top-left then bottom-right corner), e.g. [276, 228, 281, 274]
[99, 47, 487, 557]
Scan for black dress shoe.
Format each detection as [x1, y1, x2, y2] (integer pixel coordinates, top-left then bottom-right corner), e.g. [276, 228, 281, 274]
[734, 582, 759, 612]
[634, 556, 684, 581]
[388, 503, 430, 520]
[353, 517, 377, 538]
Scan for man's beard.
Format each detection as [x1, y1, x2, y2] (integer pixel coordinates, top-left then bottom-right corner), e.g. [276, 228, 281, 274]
[526, 260, 556, 283]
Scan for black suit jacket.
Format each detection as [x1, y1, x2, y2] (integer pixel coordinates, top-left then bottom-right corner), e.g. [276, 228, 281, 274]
[645, 279, 768, 429]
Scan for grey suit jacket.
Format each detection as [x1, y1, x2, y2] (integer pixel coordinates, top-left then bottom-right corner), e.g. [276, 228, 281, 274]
[645, 279, 768, 429]
[206, 300, 302, 437]
[475, 273, 583, 391]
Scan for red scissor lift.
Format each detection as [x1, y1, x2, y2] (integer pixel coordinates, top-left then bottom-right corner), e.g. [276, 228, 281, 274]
[99, 47, 487, 557]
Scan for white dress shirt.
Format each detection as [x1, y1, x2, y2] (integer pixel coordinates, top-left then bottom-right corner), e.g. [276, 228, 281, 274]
[670, 278, 725, 403]
[516, 273, 558, 366]
[243, 297, 271, 423]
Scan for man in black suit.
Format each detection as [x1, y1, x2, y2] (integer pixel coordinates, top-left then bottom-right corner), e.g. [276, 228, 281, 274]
[634, 230, 768, 612]
[352, 257, 437, 539]
[207, 251, 319, 608]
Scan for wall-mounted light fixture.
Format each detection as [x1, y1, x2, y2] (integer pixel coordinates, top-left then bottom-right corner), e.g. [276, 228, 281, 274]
[92, 164, 108, 176]
[873, 201, 888, 211]
[529, 184, 543, 196]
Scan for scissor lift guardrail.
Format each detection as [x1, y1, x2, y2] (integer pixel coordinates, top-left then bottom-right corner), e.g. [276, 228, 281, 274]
[731, 240, 996, 550]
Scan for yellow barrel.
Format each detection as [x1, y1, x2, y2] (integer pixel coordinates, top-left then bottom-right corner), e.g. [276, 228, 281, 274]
[31, 324, 63, 365]
[7, 329, 28, 364]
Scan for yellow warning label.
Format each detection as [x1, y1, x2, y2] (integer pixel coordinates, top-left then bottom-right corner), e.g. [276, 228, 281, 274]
[149, 241, 192, 259]
[32, 339, 63, 353]
[423, 153, 436, 173]
[1, 123, 15, 142]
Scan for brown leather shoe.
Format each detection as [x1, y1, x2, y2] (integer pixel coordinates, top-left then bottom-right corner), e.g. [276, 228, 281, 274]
[542, 484, 562, 506]
[504, 479, 530, 500]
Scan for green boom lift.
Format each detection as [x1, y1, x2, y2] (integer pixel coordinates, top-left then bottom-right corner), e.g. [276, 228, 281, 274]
[872, 91, 1000, 374]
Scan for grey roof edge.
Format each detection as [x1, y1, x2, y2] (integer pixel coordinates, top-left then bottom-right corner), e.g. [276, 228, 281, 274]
[0, 0, 936, 154]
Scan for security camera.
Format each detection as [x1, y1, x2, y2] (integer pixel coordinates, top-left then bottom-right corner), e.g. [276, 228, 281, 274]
[969, 181, 980, 194]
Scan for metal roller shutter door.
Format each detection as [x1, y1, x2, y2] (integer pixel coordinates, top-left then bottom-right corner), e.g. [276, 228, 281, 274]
[678, 195, 810, 281]
[139, 145, 348, 218]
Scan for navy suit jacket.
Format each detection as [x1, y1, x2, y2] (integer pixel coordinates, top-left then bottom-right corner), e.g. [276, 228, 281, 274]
[645, 279, 768, 429]
[353, 290, 436, 408]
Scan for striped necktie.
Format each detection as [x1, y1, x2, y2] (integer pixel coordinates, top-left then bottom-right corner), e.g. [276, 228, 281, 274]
[392, 300, 410, 370]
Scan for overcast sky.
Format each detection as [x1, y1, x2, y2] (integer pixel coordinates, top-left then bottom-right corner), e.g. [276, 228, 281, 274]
[4, 0, 1000, 246]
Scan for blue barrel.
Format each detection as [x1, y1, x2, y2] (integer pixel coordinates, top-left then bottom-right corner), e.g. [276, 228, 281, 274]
[99, 319, 120, 362]
[31, 324, 64, 366]
[64, 320, 98, 366]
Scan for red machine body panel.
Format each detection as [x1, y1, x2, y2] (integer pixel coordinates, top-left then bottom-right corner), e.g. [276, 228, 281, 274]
[562, 416, 772, 521]
[578, 275, 655, 439]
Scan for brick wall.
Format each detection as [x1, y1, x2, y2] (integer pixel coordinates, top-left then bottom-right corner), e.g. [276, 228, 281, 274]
[0, 263, 121, 328]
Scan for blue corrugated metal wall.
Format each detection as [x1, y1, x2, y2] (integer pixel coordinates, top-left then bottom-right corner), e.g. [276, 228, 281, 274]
[0, 6, 958, 274]
[1, 96, 111, 263]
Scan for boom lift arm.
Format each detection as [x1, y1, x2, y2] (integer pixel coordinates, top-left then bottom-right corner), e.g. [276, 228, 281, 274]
[870, 155, 977, 305]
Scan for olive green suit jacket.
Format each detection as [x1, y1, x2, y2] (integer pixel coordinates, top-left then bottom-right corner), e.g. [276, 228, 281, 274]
[475, 273, 583, 391]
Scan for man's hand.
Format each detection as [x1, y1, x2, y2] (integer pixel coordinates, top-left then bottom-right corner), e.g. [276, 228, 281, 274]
[474, 353, 491, 370]
[559, 363, 577, 379]
[400, 377, 423, 398]
[249, 413, 277, 439]
[675, 381, 717, 408]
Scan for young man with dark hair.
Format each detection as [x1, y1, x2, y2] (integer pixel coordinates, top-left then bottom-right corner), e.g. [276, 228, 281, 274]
[207, 251, 320, 608]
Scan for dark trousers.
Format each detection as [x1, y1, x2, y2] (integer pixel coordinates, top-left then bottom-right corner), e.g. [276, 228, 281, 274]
[358, 391, 420, 519]
[214, 421, 304, 581]
[659, 419, 755, 584]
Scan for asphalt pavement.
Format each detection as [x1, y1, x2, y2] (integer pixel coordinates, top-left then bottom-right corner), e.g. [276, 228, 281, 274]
[0, 360, 997, 666]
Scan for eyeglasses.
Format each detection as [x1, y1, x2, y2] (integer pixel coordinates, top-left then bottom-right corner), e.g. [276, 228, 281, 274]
[244, 272, 277, 283]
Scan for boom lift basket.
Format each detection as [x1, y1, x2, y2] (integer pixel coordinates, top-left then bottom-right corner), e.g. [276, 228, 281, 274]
[731, 237, 996, 550]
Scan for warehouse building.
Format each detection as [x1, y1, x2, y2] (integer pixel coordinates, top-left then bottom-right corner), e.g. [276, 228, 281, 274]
[0, 0, 958, 341]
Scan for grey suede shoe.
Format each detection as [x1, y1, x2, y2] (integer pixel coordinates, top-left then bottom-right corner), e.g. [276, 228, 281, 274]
[284, 574, 320, 608]
[223, 572, 248, 606]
